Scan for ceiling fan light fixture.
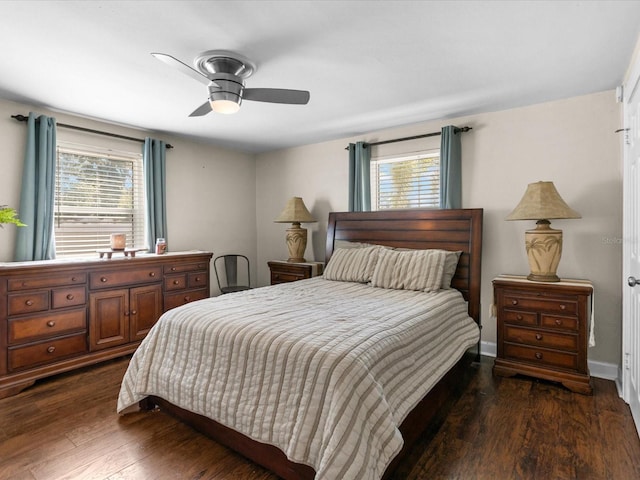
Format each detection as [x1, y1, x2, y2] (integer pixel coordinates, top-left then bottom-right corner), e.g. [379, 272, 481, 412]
[208, 89, 242, 114]
[210, 98, 241, 114]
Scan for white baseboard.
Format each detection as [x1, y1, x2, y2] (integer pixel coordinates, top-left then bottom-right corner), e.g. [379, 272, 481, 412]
[480, 341, 619, 381]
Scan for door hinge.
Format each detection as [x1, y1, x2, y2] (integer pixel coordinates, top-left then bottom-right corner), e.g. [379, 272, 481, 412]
[625, 352, 631, 370]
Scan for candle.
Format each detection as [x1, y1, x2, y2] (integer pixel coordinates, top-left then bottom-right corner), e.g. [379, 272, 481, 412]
[110, 233, 126, 250]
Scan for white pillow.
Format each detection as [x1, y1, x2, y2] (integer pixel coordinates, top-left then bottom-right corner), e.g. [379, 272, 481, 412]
[323, 245, 382, 283]
[371, 248, 447, 292]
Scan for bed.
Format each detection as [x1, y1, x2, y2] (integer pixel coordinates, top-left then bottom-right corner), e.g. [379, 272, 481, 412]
[117, 208, 483, 479]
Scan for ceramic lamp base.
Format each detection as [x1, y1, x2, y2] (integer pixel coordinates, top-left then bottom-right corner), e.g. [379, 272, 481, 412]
[524, 220, 562, 282]
[285, 223, 307, 263]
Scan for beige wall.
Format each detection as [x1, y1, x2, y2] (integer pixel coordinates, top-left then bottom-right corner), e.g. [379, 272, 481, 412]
[256, 90, 623, 367]
[0, 98, 257, 296]
[0, 91, 623, 367]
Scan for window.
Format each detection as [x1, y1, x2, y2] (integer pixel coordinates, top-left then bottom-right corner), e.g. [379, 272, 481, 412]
[54, 143, 145, 257]
[370, 150, 440, 210]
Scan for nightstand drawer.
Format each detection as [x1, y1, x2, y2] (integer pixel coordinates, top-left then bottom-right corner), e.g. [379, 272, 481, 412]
[540, 314, 579, 332]
[503, 343, 578, 371]
[502, 293, 577, 315]
[504, 325, 578, 351]
[502, 309, 537, 326]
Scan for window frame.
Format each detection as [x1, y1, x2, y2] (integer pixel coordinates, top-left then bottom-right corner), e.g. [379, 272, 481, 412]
[54, 142, 146, 258]
[370, 149, 441, 211]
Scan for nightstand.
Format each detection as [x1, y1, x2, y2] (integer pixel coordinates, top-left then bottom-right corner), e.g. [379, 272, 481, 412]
[493, 275, 593, 394]
[268, 260, 324, 285]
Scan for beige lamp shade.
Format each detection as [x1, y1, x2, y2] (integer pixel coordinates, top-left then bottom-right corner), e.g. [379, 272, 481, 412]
[506, 181, 581, 221]
[506, 181, 581, 282]
[274, 197, 317, 263]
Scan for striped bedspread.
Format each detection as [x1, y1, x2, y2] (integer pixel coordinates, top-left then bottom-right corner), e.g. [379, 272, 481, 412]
[117, 277, 479, 480]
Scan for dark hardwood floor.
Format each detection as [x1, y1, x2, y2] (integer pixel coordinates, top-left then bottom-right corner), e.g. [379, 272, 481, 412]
[1, 355, 639, 480]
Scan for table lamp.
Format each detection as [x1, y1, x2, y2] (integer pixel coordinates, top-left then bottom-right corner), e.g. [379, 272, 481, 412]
[506, 181, 581, 282]
[274, 197, 317, 262]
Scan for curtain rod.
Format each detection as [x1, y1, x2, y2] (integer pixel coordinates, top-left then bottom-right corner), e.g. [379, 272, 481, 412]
[344, 126, 472, 150]
[11, 114, 174, 149]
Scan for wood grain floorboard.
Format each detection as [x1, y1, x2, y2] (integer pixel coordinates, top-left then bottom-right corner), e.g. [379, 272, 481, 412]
[1, 356, 639, 479]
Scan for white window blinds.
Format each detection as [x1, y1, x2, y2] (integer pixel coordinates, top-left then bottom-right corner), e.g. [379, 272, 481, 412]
[370, 151, 440, 210]
[54, 144, 145, 257]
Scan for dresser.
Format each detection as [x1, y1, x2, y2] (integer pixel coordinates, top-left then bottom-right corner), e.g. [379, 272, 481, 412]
[268, 260, 324, 285]
[493, 275, 593, 394]
[0, 250, 212, 398]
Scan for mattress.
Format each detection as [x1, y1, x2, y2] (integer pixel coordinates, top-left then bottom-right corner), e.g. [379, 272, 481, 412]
[117, 277, 480, 480]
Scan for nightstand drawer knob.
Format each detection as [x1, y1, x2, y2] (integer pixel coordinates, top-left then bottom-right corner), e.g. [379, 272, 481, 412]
[535, 333, 543, 341]
[511, 300, 518, 305]
[47, 346, 56, 354]
[516, 314, 523, 321]
[535, 352, 543, 360]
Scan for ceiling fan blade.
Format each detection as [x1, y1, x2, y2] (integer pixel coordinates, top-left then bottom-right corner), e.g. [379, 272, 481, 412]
[189, 101, 212, 117]
[152, 52, 211, 86]
[243, 88, 310, 105]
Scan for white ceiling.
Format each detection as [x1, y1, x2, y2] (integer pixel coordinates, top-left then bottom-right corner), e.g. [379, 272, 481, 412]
[0, 1, 639, 154]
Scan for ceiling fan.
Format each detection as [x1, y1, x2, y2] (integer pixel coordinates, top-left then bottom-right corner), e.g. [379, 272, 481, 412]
[152, 50, 310, 116]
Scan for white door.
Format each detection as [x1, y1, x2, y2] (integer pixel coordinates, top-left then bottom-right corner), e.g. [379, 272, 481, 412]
[622, 50, 640, 435]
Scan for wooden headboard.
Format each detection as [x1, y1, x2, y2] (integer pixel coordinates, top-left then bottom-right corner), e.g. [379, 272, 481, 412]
[325, 208, 483, 326]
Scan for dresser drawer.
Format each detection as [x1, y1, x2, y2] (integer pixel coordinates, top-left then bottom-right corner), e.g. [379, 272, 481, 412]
[188, 272, 207, 288]
[8, 291, 49, 315]
[164, 262, 208, 274]
[52, 286, 86, 309]
[502, 293, 577, 315]
[90, 267, 162, 289]
[8, 333, 88, 371]
[8, 308, 87, 344]
[504, 325, 578, 351]
[164, 289, 208, 311]
[8, 273, 87, 291]
[503, 343, 578, 371]
[164, 274, 187, 291]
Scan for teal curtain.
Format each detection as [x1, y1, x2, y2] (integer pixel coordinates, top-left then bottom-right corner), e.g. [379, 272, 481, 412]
[348, 141, 371, 212]
[439, 125, 462, 209]
[14, 113, 57, 261]
[143, 138, 167, 252]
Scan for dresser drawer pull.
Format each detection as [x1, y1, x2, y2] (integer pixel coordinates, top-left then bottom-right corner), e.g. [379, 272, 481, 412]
[173, 280, 180, 285]
[511, 300, 518, 305]
[555, 319, 562, 326]
[195, 277, 201, 282]
[72, 276, 77, 281]
[516, 314, 523, 321]
[47, 321, 56, 327]
[184, 296, 191, 301]
[47, 346, 56, 354]
[559, 304, 566, 310]
[25, 300, 34, 306]
[100, 277, 108, 283]
[171, 267, 177, 271]
[131, 310, 137, 315]
[149, 272, 156, 277]
[535, 333, 543, 341]
[535, 352, 543, 360]
[66, 294, 74, 300]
